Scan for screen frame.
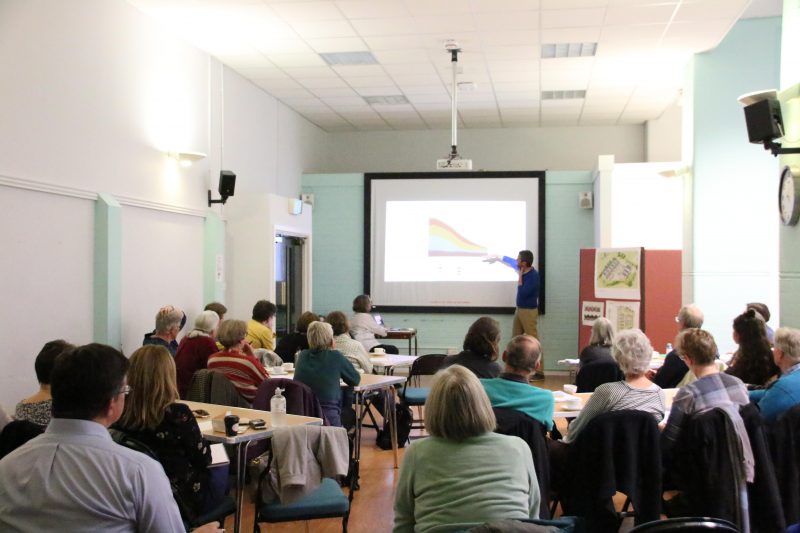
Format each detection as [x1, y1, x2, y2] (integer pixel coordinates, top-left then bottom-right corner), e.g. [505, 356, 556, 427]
[364, 171, 546, 314]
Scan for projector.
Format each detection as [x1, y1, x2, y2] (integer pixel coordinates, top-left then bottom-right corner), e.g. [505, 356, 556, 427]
[436, 158, 473, 170]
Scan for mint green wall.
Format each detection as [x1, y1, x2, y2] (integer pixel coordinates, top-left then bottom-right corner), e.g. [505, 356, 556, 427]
[302, 171, 593, 371]
[689, 17, 782, 351]
[779, 3, 800, 326]
[94, 192, 122, 349]
[204, 211, 226, 305]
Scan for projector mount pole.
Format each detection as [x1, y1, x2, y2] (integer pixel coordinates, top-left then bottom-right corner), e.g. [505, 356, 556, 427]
[447, 41, 461, 162]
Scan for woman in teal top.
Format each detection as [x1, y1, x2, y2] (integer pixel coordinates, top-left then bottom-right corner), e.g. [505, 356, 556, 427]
[294, 321, 360, 427]
[394, 365, 539, 533]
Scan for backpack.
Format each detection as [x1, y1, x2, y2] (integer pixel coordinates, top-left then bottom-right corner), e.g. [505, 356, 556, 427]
[376, 401, 413, 450]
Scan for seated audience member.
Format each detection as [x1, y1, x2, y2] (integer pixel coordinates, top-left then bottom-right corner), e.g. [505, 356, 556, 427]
[563, 329, 665, 444]
[204, 302, 227, 321]
[650, 304, 704, 388]
[274, 311, 319, 363]
[143, 305, 185, 356]
[393, 365, 540, 533]
[327, 310, 373, 373]
[578, 317, 616, 368]
[115, 345, 227, 517]
[246, 300, 277, 351]
[750, 327, 800, 423]
[15, 339, 74, 427]
[481, 335, 554, 430]
[441, 317, 503, 379]
[0, 343, 221, 532]
[208, 319, 270, 403]
[175, 310, 220, 399]
[726, 309, 779, 387]
[294, 321, 361, 427]
[350, 294, 399, 355]
[747, 302, 774, 345]
[661, 328, 753, 481]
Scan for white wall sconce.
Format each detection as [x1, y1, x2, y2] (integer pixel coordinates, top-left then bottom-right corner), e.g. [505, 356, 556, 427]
[168, 151, 207, 167]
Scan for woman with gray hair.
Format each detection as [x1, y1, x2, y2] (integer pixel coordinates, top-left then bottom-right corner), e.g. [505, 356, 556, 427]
[563, 329, 665, 443]
[294, 321, 361, 427]
[578, 317, 616, 368]
[174, 310, 221, 398]
[393, 365, 539, 532]
[749, 326, 800, 422]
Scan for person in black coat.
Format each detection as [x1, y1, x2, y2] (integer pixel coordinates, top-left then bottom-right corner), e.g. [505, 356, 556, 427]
[442, 317, 503, 379]
[650, 304, 704, 388]
[274, 311, 319, 364]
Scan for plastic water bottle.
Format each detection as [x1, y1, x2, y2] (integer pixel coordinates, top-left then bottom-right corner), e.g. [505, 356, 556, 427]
[270, 387, 287, 427]
[665, 342, 673, 355]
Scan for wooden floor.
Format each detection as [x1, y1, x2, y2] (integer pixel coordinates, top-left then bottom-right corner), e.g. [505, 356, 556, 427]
[223, 373, 584, 533]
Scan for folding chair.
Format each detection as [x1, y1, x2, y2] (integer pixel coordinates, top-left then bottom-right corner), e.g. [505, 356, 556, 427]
[398, 354, 447, 433]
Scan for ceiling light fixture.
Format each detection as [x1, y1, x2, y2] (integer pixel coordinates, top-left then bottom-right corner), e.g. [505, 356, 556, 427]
[542, 90, 587, 100]
[541, 42, 597, 59]
[168, 151, 207, 168]
[319, 51, 378, 66]
[363, 95, 409, 105]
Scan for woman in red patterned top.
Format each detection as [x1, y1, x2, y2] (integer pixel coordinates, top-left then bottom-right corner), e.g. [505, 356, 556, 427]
[208, 319, 269, 403]
[175, 310, 221, 399]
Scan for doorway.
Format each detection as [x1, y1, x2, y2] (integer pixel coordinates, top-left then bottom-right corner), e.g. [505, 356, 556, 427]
[274, 234, 305, 337]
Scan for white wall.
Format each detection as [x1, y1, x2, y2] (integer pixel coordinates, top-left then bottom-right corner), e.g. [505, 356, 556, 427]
[645, 102, 683, 162]
[321, 125, 645, 173]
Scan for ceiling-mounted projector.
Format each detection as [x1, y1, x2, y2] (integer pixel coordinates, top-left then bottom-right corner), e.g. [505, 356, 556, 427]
[437, 40, 473, 171]
[436, 158, 473, 170]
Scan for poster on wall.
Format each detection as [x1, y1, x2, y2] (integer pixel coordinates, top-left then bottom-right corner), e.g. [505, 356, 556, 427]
[581, 301, 605, 326]
[605, 300, 641, 332]
[594, 247, 642, 300]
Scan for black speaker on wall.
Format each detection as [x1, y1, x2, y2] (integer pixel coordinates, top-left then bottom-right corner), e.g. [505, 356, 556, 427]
[744, 98, 784, 144]
[208, 170, 236, 206]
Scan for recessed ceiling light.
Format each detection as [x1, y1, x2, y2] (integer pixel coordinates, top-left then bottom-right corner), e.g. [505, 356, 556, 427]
[319, 51, 378, 66]
[541, 42, 597, 59]
[541, 90, 586, 100]
[363, 95, 409, 105]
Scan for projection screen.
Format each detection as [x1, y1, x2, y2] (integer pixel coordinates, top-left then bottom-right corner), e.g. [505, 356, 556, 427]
[365, 171, 545, 313]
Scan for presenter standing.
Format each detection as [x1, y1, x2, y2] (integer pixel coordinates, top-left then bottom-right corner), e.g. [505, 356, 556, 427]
[487, 250, 540, 342]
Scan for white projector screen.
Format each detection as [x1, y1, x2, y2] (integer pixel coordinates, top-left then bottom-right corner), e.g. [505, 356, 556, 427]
[365, 172, 545, 313]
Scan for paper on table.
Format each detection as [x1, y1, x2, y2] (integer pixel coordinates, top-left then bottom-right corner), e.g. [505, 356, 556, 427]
[210, 443, 230, 465]
[552, 391, 580, 403]
[197, 420, 213, 432]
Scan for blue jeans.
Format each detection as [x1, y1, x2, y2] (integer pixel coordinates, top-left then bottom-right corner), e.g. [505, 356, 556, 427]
[319, 399, 342, 427]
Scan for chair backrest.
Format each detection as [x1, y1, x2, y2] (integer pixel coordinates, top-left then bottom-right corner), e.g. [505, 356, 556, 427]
[629, 517, 740, 532]
[575, 360, 624, 393]
[209, 370, 252, 408]
[739, 403, 784, 532]
[492, 407, 551, 519]
[0, 420, 45, 459]
[406, 354, 447, 388]
[769, 403, 800, 525]
[568, 410, 662, 531]
[186, 369, 213, 402]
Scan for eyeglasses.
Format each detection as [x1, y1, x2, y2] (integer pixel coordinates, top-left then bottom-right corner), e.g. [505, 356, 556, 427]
[118, 385, 133, 396]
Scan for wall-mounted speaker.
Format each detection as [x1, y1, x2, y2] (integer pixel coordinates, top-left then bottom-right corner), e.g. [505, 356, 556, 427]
[744, 98, 784, 144]
[219, 170, 236, 198]
[579, 191, 593, 209]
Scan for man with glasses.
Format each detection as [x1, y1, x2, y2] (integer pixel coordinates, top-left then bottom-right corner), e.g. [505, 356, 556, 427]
[0, 343, 220, 532]
[648, 304, 705, 388]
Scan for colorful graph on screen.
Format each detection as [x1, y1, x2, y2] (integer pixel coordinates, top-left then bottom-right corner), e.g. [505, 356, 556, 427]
[428, 218, 487, 257]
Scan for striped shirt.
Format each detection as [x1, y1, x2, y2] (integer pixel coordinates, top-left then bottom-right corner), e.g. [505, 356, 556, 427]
[565, 381, 665, 443]
[207, 350, 269, 402]
[334, 334, 373, 373]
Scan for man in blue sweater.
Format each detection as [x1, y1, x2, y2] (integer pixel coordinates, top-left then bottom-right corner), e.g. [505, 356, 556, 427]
[481, 335, 554, 430]
[750, 327, 800, 423]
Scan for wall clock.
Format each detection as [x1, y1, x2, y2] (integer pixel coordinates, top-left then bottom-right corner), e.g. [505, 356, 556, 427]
[779, 165, 800, 226]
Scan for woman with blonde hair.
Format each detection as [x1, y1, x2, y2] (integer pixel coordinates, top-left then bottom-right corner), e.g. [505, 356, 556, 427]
[115, 345, 227, 517]
[393, 365, 539, 533]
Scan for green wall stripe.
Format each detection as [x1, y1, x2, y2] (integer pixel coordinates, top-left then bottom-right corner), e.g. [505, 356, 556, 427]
[93, 192, 122, 349]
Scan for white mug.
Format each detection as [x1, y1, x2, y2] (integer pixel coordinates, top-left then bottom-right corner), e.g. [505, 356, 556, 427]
[372, 347, 386, 355]
[282, 362, 294, 371]
[563, 384, 578, 395]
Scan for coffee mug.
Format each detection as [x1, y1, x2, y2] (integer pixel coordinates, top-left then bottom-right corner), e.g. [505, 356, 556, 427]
[563, 384, 578, 395]
[372, 347, 386, 355]
[224, 414, 240, 437]
[282, 362, 294, 371]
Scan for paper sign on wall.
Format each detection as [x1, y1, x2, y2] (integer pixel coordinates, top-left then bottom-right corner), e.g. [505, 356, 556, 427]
[605, 300, 641, 332]
[581, 301, 605, 326]
[215, 254, 224, 282]
[594, 248, 642, 300]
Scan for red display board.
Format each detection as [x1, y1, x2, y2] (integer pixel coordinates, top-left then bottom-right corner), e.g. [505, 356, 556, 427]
[578, 248, 682, 354]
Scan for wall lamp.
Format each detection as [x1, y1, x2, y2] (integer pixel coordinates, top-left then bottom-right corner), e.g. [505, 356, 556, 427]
[168, 151, 207, 167]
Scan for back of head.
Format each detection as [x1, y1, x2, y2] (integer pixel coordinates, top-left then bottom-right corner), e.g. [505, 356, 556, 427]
[504, 335, 541, 372]
[518, 250, 534, 266]
[677, 328, 717, 366]
[678, 304, 704, 329]
[589, 317, 615, 346]
[217, 319, 247, 349]
[326, 311, 349, 336]
[51, 343, 129, 420]
[352, 294, 371, 313]
[774, 327, 800, 363]
[35, 339, 75, 385]
[192, 310, 220, 335]
[463, 316, 501, 361]
[746, 302, 771, 323]
[307, 321, 334, 350]
[155, 305, 184, 334]
[296, 311, 320, 333]
[425, 365, 496, 441]
[204, 302, 227, 320]
[612, 329, 653, 375]
[252, 300, 277, 322]
[733, 309, 769, 345]
[117, 345, 177, 431]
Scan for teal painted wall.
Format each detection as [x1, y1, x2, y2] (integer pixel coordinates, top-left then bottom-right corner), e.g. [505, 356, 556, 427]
[93, 192, 122, 349]
[689, 17, 782, 351]
[302, 171, 594, 371]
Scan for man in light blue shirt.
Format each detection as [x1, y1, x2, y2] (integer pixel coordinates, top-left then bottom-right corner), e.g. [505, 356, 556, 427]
[750, 327, 800, 423]
[0, 343, 219, 533]
[481, 335, 554, 430]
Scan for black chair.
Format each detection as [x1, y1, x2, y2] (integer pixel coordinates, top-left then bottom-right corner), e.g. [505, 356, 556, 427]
[629, 517, 739, 532]
[0, 420, 45, 459]
[399, 354, 447, 432]
[739, 403, 784, 533]
[575, 360, 623, 393]
[768, 404, 800, 525]
[492, 407, 551, 519]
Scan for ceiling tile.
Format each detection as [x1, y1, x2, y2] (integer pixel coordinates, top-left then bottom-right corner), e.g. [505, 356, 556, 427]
[541, 26, 602, 43]
[282, 66, 339, 79]
[289, 19, 357, 39]
[332, 64, 388, 77]
[402, 85, 449, 96]
[354, 86, 403, 96]
[407, 93, 452, 104]
[344, 75, 396, 87]
[269, 2, 345, 22]
[351, 17, 418, 36]
[476, 0, 543, 11]
[541, 0, 608, 8]
[541, 8, 606, 28]
[475, 11, 540, 31]
[372, 49, 432, 64]
[234, 66, 286, 80]
[306, 37, 369, 53]
[334, 0, 411, 19]
[674, 0, 749, 22]
[412, 14, 477, 34]
[311, 87, 361, 98]
[480, 30, 541, 47]
[267, 52, 328, 68]
[604, 4, 677, 25]
[321, 95, 370, 106]
[361, 34, 425, 50]
[299, 77, 350, 89]
[404, 0, 473, 16]
[270, 87, 316, 99]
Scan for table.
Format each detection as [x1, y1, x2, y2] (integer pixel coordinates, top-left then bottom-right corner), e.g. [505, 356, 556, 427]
[180, 400, 322, 533]
[552, 387, 679, 419]
[384, 328, 418, 355]
[352, 374, 407, 472]
[369, 354, 417, 375]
